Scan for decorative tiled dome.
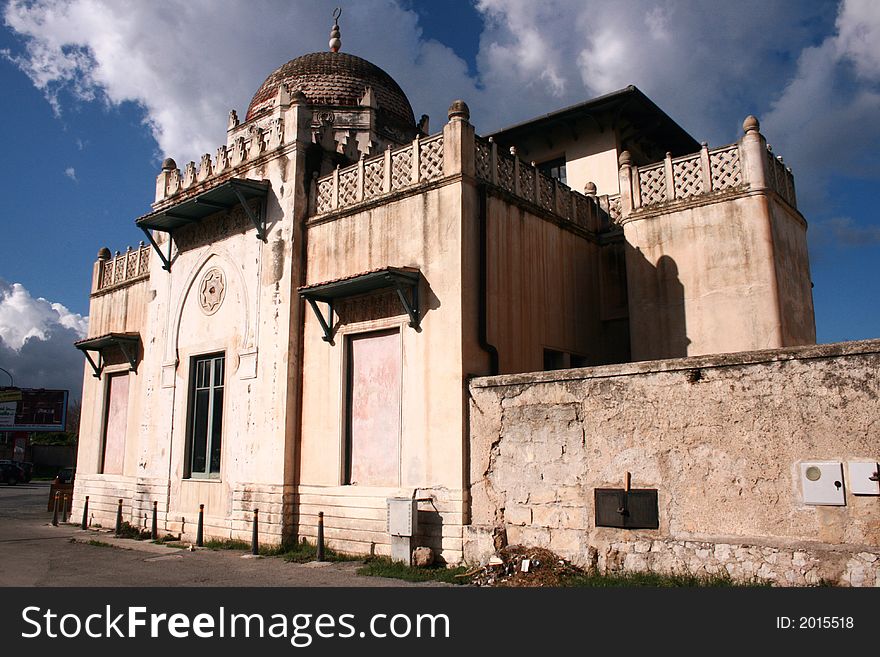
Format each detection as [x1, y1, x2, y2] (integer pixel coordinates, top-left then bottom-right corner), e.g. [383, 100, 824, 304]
[245, 51, 415, 129]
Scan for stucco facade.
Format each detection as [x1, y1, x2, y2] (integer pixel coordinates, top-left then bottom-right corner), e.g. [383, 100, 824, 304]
[70, 20, 857, 583]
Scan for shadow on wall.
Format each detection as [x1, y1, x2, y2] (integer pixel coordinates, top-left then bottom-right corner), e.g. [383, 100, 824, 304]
[626, 244, 690, 360]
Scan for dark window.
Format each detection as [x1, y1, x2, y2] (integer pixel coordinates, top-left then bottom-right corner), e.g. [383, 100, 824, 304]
[538, 156, 567, 185]
[544, 348, 589, 370]
[543, 348, 566, 371]
[187, 353, 224, 478]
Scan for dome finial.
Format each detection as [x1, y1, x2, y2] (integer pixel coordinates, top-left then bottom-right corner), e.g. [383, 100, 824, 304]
[329, 8, 342, 53]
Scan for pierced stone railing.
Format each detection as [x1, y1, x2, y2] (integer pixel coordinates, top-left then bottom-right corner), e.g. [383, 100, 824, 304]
[155, 118, 285, 203]
[620, 117, 798, 216]
[312, 134, 445, 215]
[474, 137, 614, 232]
[97, 243, 151, 292]
[632, 143, 745, 210]
[767, 151, 796, 208]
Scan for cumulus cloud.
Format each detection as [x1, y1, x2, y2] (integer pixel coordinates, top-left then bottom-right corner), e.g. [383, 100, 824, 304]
[64, 166, 76, 181]
[2, 0, 480, 165]
[762, 0, 880, 206]
[0, 280, 87, 397]
[811, 216, 880, 247]
[3, 0, 878, 209]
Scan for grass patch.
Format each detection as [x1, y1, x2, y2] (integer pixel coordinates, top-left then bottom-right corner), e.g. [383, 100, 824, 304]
[558, 570, 769, 588]
[202, 538, 252, 551]
[357, 557, 470, 585]
[85, 539, 115, 549]
[114, 521, 151, 540]
[276, 539, 362, 563]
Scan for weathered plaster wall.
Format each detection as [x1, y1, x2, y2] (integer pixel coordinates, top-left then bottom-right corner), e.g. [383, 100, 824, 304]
[482, 193, 601, 373]
[491, 121, 620, 196]
[299, 181, 468, 562]
[624, 192, 791, 360]
[467, 340, 880, 585]
[769, 198, 816, 346]
[73, 135, 307, 543]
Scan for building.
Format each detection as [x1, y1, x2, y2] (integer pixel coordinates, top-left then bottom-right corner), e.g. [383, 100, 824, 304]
[71, 17, 879, 584]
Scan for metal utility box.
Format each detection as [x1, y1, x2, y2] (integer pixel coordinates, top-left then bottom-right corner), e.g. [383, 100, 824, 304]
[387, 497, 418, 564]
[847, 461, 880, 496]
[387, 497, 417, 536]
[594, 488, 659, 529]
[800, 462, 846, 505]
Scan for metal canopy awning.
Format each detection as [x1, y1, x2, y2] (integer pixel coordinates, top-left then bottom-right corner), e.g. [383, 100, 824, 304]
[135, 178, 271, 271]
[74, 332, 141, 378]
[298, 267, 421, 343]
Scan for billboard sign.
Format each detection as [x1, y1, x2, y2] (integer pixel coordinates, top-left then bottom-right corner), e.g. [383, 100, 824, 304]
[0, 388, 68, 432]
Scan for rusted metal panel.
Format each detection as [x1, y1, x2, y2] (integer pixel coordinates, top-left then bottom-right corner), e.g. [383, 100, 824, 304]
[594, 488, 659, 529]
[347, 330, 400, 486]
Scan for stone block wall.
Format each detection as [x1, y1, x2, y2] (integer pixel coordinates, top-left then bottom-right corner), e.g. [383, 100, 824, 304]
[466, 340, 880, 586]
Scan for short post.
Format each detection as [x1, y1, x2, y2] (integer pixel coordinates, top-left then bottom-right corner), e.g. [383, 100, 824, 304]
[52, 492, 60, 526]
[317, 511, 325, 562]
[115, 498, 123, 536]
[151, 501, 158, 540]
[251, 509, 259, 555]
[81, 495, 89, 529]
[61, 493, 69, 523]
[196, 504, 204, 547]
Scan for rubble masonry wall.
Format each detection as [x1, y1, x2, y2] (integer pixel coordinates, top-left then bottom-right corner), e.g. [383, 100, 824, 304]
[466, 340, 880, 586]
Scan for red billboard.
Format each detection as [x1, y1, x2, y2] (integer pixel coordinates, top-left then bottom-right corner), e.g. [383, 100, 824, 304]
[0, 388, 68, 432]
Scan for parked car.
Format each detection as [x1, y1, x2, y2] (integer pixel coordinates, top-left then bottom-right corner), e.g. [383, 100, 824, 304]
[16, 461, 33, 483]
[0, 460, 25, 485]
[54, 467, 75, 484]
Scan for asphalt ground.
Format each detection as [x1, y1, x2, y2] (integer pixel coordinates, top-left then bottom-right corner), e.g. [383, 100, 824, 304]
[0, 482, 445, 587]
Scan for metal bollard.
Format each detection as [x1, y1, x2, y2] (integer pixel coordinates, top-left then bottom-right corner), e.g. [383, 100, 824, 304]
[61, 493, 69, 523]
[251, 509, 259, 555]
[81, 495, 89, 529]
[196, 504, 204, 547]
[151, 501, 158, 540]
[317, 511, 325, 561]
[51, 492, 60, 526]
[115, 498, 123, 535]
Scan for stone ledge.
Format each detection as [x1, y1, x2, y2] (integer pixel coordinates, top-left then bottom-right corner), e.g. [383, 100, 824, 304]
[470, 338, 880, 389]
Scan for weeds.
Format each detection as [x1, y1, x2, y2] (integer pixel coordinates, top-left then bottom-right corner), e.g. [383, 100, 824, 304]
[357, 557, 470, 584]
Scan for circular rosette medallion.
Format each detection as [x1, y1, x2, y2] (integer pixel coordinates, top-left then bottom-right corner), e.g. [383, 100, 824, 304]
[199, 267, 226, 315]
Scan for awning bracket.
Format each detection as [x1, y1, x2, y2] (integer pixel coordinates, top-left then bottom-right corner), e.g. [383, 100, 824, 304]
[141, 227, 172, 271]
[393, 279, 420, 330]
[82, 351, 103, 378]
[116, 340, 139, 373]
[231, 183, 266, 242]
[306, 298, 335, 344]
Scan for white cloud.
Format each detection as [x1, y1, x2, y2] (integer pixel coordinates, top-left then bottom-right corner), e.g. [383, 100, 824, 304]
[64, 166, 76, 181]
[0, 281, 87, 350]
[762, 0, 880, 206]
[2, 0, 877, 208]
[2, 0, 479, 165]
[0, 280, 88, 397]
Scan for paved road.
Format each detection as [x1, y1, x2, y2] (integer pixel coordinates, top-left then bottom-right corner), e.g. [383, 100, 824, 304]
[0, 482, 443, 587]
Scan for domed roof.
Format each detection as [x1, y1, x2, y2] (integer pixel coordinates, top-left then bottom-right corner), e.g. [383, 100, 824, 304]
[245, 51, 415, 127]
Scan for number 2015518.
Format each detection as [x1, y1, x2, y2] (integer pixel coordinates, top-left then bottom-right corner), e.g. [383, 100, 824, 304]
[776, 617, 854, 629]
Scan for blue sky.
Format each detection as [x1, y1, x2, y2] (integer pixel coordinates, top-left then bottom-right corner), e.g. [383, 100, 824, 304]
[0, 0, 878, 399]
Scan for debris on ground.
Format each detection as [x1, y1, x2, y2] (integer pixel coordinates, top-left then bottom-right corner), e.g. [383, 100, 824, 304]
[468, 546, 585, 587]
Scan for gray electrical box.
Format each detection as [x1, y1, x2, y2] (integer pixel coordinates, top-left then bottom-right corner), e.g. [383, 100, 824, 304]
[800, 461, 846, 506]
[387, 497, 418, 564]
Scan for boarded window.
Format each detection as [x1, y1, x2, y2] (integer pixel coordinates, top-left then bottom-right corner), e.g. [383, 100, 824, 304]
[345, 329, 401, 486]
[101, 373, 129, 475]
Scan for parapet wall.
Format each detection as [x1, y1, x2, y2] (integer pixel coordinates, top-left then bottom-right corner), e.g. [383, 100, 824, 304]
[467, 340, 880, 586]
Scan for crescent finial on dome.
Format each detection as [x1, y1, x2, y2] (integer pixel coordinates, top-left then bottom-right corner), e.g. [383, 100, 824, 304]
[329, 8, 342, 53]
